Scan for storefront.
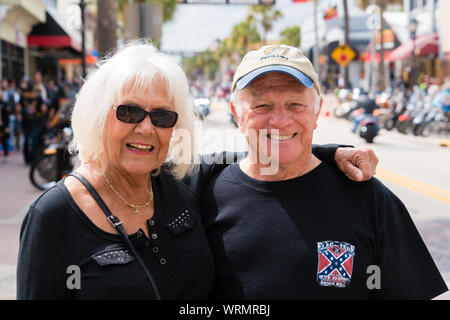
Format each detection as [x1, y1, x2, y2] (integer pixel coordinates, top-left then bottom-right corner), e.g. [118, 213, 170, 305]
[0, 0, 46, 81]
[27, 6, 83, 83]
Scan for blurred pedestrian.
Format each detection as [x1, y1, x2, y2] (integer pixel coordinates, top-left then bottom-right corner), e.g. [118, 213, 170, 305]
[46, 79, 60, 123]
[20, 83, 47, 164]
[0, 80, 12, 157]
[32, 71, 48, 103]
[3, 79, 21, 151]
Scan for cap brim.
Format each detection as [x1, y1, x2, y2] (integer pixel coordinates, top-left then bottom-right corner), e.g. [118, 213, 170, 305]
[236, 65, 314, 91]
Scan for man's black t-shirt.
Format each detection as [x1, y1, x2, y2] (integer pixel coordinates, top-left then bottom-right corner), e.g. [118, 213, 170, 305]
[202, 162, 448, 299]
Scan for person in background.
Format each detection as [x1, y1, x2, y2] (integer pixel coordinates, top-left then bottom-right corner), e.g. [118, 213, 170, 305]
[3, 79, 21, 151]
[0, 80, 12, 157]
[19, 82, 47, 164]
[32, 72, 48, 104]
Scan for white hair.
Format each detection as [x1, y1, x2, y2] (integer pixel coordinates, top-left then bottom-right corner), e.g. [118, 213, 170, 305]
[230, 84, 321, 118]
[69, 41, 197, 179]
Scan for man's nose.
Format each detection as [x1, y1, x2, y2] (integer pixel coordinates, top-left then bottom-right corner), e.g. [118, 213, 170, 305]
[269, 106, 293, 127]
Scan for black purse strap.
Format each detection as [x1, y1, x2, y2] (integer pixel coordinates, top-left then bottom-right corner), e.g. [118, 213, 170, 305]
[67, 172, 162, 300]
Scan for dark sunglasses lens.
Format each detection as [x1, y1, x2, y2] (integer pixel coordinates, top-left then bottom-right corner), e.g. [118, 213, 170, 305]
[116, 105, 146, 123]
[150, 110, 178, 128]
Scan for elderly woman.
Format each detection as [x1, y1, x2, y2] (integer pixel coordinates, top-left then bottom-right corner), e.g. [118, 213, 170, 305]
[17, 43, 377, 300]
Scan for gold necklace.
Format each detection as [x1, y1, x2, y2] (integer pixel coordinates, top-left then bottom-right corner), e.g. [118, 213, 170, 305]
[97, 161, 153, 216]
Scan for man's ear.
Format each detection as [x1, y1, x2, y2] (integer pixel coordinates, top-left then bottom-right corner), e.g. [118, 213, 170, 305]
[314, 96, 323, 129]
[230, 101, 240, 125]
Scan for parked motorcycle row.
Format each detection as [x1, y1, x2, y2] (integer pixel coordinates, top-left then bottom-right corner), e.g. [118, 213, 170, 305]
[332, 85, 450, 143]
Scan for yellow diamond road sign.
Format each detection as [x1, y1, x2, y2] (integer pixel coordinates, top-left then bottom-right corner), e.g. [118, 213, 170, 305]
[331, 44, 356, 67]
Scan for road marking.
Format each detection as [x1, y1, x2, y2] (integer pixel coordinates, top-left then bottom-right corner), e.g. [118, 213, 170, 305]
[375, 168, 450, 205]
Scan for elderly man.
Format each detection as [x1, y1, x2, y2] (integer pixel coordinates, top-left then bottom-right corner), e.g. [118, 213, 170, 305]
[202, 45, 448, 299]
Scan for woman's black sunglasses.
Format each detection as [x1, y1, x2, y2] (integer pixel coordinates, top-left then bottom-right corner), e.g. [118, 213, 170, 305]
[115, 105, 178, 128]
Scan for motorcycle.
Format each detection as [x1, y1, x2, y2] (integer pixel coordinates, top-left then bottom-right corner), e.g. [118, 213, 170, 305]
[29, 126, 76, 191]
[395, 86, 426, 134]
[419, 107, 448, 137]
[383, 92, 407, 130]
[410, 96, 433, 136]
[334, 100, 357, 119]
[351, 95, 380, 143]
[29, 100, 77, 191]
[333, 88, 360, 119]
[359, 115, 379, 143]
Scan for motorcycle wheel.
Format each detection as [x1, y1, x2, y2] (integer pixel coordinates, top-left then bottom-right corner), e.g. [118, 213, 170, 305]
[333, 107, 345, 118]
[398, 122, 408, 134]
[412, 124, 422, 136]
[361, 124, 376, 143]
[384, 118, 395, 131]
[29, 154, 59, 191]
[421, 123, 432, 137]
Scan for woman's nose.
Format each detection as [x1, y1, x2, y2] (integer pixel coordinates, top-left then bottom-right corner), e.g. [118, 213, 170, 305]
[134, 115, 157, 135]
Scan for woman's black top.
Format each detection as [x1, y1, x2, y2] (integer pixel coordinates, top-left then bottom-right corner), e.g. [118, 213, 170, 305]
[17, 146, 340, 299]
[17, 166, 215, 300]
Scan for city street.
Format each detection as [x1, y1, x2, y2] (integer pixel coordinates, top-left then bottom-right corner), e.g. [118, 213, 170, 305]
[0, 99, 449, 299]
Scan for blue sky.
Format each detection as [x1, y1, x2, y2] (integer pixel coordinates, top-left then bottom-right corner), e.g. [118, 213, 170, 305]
[160, 0, 317, 52]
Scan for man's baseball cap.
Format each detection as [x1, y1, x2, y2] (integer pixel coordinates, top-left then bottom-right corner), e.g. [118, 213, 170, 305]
[231, 44, 321, 95]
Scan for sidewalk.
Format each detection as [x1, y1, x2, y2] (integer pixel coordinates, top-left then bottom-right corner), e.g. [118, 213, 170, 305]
[0, 151, 42, 299]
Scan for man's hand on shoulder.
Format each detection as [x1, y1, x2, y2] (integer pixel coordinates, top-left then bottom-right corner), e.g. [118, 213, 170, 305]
[334, 147, 378, 182]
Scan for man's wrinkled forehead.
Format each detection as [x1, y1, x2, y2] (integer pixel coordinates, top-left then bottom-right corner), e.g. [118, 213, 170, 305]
[245, 71, 311, 93]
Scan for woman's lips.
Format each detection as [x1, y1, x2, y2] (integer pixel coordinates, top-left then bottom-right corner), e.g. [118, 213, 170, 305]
[126, 143, 155, 154]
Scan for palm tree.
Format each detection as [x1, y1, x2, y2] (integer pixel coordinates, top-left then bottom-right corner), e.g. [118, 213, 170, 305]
[182, 50, 219, 80]
[280, 26, 300, 48]
[229, 20, 261, 58]
[118, 0, 177, 23]
[247, 5, 283, 45]
[97, 0, 118, 58]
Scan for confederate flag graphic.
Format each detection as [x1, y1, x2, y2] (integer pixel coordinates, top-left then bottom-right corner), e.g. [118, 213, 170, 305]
[317, 240, 355, 288]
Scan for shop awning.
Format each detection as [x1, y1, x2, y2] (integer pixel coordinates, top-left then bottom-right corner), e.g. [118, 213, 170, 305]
[58, 54, 98, 65]
[361, 50, 395, 62]
[27, 9, 81, 52]
[28, 35, 81, 52]
[389, 32, 439, 61]
[361, 41, 395, 62]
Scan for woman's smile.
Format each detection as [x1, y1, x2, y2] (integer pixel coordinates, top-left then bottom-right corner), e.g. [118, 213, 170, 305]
[125, 142, 155, 154]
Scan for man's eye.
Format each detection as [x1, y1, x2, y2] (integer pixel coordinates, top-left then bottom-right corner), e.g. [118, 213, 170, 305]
[253, 104, 272, 112]
[290, 104, 306, 112]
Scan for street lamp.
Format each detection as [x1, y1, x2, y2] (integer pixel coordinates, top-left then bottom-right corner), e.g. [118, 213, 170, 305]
[409, 17, 419, 87]
[79, 0, 86, 79]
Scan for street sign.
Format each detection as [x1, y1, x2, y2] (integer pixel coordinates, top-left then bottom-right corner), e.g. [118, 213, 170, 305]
[331, 44, 356, 67]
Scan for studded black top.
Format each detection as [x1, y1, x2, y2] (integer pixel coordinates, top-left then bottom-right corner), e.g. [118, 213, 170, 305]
[17, 164, 216, 300]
